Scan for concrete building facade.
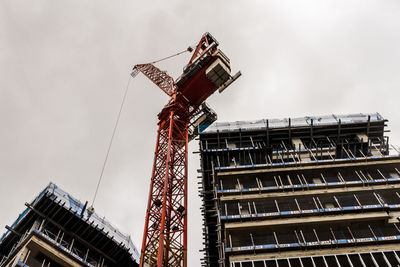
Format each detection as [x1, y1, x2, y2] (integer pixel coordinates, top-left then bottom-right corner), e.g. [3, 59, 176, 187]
[198, 113, 400, 267]
[0, 183, 139, 267]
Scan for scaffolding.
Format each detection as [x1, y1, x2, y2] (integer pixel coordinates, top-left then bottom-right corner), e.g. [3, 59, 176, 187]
[0, 222, 103, 266]
[230, 250, 400, 267]
[198, 113, 400, 267]
[0, 183, 139, 267]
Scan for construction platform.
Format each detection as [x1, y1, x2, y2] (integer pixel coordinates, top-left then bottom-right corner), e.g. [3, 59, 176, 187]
[0, 183, 139, 267]
[198, 113, 400, 267]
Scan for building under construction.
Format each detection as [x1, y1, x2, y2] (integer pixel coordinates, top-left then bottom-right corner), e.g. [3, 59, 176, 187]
[0, 183, 139, 267]
[198, 113, 400, 267]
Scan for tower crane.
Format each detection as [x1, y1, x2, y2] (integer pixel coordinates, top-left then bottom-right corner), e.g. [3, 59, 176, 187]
[132, 33, 240, 267]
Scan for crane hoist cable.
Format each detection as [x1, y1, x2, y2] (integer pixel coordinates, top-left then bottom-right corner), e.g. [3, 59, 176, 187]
[91, 75, 132, 208]
[150, 46, 193, 64]
[90, 47, 192, 209]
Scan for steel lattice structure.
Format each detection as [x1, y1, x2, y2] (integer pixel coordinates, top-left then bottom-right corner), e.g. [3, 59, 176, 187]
[132, 33, 239, 266]
[141, 107, 189, 266]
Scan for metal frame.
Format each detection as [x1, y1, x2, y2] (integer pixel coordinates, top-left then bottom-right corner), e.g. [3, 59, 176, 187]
[140, 109, 189, 266]
[134, 32, 234, 267]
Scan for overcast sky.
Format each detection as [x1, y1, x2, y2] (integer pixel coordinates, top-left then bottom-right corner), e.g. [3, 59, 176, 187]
[1, 0, 400, 265]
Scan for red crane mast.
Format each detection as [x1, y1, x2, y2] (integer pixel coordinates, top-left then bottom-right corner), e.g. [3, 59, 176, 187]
[132, 33, 240, 266]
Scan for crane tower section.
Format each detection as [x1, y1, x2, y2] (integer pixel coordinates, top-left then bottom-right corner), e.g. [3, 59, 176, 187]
[132, 33, 240, 266]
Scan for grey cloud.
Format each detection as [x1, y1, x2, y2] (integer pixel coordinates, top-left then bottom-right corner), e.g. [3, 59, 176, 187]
[1, 1, 400, 265]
